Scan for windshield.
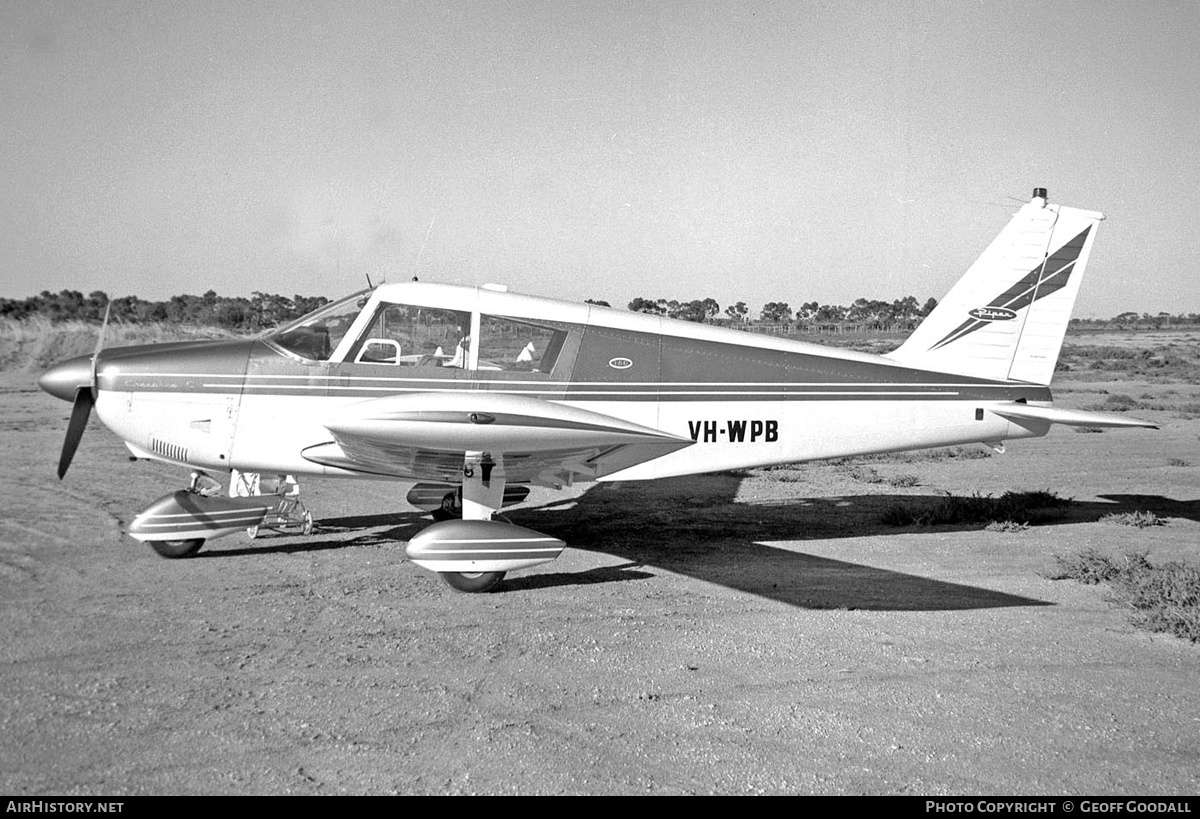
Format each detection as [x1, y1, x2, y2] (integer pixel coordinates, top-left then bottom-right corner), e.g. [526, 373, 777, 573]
[265, 289, 371, 361]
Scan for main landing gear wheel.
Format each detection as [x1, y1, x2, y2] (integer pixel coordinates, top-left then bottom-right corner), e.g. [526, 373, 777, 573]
[149, 538, 205, 559]
[440, 571, 506, 593]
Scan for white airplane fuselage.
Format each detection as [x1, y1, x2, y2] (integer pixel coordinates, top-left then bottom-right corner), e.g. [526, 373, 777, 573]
[86, 281, 1050, 486]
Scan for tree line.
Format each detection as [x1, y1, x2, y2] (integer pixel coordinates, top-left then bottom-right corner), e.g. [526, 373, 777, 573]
[4, 288, 1199, 334]
[626, 294, 940, 332]
[0, 290, 330, 332]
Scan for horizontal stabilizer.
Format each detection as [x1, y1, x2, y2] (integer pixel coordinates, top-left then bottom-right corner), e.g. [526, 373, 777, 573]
[986, 402, 1158, 429]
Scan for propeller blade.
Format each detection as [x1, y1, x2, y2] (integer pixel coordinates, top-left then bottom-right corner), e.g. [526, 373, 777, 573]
[94, 300, 111, 357]
[55, 300, 108, 479]
[57, 387, 95, 480]
[91, 299, 111, 384]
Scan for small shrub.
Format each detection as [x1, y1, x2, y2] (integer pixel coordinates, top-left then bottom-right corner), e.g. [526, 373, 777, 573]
[1052, 550, 1200, 643]
[1167, 458, 1189, 467]
[840, 446, 991, 464]
[845, 465, 884, 484]
[880, 489, 1069, 528]
[1094, 393, 1143, 412]
[1115, 554, 1200, 641]
[770, 471, 810, 483]
[1100, 510, 1167, 528]
[1048, 549, 1123, 585]
[985, 520, 1030, 533]
[897, 446, 992, 462]
[888, 474, 920, 488]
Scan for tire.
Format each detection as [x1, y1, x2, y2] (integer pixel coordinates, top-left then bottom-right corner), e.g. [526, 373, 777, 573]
[149, 538, 205, 559]
[440, 571, 505, 593]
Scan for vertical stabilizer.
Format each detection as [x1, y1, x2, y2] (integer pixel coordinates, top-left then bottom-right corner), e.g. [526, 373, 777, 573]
[888, 189, 1104, 385]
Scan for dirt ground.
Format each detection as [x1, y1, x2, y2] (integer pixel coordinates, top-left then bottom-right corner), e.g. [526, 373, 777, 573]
[1, 367, 1198, 795]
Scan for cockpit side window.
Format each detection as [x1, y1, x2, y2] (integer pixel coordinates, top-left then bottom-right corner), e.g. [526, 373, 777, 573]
[266, 290, 369, 362]
[345, 303, 471, 368]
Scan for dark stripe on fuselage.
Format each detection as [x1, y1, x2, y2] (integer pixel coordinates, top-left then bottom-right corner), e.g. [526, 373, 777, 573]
[103, 371, 1050, 402]
[94, 330, 1054, 403]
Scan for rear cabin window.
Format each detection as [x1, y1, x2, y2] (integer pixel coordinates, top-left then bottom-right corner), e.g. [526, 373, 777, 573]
[477, 315, 567, 374]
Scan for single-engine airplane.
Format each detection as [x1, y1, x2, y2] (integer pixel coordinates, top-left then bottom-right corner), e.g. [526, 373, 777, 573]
[39, 188, 1156, 592]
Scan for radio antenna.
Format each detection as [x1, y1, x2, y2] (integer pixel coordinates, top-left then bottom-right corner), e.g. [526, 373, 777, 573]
[409, 212, 437, 281]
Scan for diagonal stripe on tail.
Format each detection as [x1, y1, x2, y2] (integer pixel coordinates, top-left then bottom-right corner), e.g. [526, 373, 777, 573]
[929, 225, 1091, 351]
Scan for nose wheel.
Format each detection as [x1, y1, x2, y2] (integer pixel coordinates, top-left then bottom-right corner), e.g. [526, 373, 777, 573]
[149, 538, 205, 559]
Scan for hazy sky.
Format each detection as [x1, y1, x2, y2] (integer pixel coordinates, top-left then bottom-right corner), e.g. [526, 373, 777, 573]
[3, 1, 1198, 318]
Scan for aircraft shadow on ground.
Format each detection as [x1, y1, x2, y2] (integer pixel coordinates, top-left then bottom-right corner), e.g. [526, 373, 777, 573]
[1096, 494, 1200, 524]
[499, 474, 1200, 610]
[491, 476, 1042, 610]
[201, 475, 1198, 611]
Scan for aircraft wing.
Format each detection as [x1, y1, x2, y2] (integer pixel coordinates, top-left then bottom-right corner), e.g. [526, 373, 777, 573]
[301, 392, 693, 487]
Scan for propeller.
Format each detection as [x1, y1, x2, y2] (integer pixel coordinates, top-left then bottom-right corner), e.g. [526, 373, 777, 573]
[54, 301, 110, 479]
[57, 388, 95, 479]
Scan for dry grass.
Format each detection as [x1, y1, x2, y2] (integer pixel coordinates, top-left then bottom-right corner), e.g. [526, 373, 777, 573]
[830, 445, 993, 464]
[1099, 510, 1168, 528]
[1057, 334, 1200, 383]
[984, 520, 1030, 533]
[0, 317, 239, 372]
[880, 490, 1070, 528]
[1050, 550, 1200, 643]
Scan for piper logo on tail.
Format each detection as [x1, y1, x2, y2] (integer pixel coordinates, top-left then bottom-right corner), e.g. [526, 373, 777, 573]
[929, 224, 1093, 351]
[968, 306, 1018, 321]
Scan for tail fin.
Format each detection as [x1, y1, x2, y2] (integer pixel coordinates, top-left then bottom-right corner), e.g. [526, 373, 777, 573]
[888, 189, 1104, 385]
